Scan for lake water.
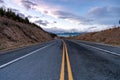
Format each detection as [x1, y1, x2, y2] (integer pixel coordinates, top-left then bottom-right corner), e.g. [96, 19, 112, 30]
[57, 33, 81, 37]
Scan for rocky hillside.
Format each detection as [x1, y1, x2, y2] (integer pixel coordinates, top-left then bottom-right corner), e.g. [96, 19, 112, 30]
[0, 17, 55, 50]
[74, 27, 120, 45]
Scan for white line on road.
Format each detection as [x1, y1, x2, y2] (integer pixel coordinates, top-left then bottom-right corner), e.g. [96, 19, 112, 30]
[74, 40, 120, 48]
[72, 41, 120, 56]
[0, 43, 54, 69]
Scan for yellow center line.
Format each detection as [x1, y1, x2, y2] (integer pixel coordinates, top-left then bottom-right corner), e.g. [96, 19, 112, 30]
[64, 42, 73, 80]
[60, 44, 65, 80]
[60, 40, 73, 80]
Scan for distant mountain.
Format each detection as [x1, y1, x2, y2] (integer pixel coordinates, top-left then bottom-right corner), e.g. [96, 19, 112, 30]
[57, 32, 85, 37]
[73, 27, 120, 45]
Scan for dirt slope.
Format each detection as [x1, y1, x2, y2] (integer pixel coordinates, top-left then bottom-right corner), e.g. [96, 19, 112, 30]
[75, 27, 120, 45]
[0, 17, 54, 50]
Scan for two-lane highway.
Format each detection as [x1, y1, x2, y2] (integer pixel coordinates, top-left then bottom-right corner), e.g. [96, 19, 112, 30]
[0, 39, 120, 80]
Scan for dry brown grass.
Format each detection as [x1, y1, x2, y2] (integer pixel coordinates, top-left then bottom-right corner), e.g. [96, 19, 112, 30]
[71, 27, 120, 46]
[0, 17, 53, 51]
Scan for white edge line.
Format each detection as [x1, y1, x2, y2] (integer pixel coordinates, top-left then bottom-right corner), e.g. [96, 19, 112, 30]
[72, 41, 120, 56]
[74, 40, 120, 48]
[0, 43, 54, 69]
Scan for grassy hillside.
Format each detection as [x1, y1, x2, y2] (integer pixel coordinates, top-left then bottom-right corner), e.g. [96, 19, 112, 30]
[73, 27, 120, 46]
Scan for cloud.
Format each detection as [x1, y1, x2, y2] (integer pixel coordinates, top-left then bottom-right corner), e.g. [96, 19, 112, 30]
[87, 26, 97, 30]
[35, 20, 50, 26]
[53, 21, 57, 23]
[13, 0, 37, 9]
[88, 6, 120, 18]
[12, 0, 92, 25]
[27, 15, 40, 19]
[21, 0, 37, 9]
[88, 6, 120, 25]
[52, 11, 92, 24]
[34, 6, 92, 24]
[10, 8, 19, 12]
[9, 8, 25, 18]
[27, 15, 33, 18]
[0, 0, 4, 3]
[18, 13, 25, 18]
[43, 27, 68, 33]
[43, 27, 80, 33]
[0, 0, 4, 6]
[15, 0, 91, 24]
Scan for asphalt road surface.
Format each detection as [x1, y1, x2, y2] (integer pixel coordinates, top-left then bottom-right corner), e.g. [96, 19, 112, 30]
[0, 39, 120, 80]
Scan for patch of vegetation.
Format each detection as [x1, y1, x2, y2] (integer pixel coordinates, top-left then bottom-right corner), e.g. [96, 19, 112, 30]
[49, 33, 57, 38]
[0, 7, 29, 23]
[0, 7, 46, 30]
[0, 44, 5, 50]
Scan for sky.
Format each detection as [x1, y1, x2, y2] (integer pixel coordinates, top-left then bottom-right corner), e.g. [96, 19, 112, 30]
[0, 0, 120, 33]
